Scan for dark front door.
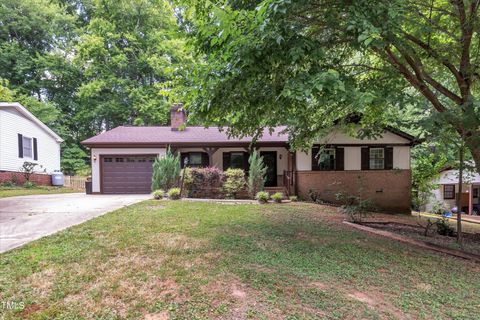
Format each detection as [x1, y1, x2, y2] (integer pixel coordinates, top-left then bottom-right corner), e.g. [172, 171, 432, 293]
[260, 151, 277, 187]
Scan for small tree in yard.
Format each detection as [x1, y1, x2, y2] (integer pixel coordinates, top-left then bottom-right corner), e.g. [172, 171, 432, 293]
[247, 151, 267, 199]
[223, 168, 245, 199]
[20, 161, 37, 182]
[151, 148, 181, 192]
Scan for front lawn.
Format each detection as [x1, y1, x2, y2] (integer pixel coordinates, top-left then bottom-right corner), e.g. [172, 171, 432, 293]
[1, 201, 479, 319]
[0, 186, 79, 198]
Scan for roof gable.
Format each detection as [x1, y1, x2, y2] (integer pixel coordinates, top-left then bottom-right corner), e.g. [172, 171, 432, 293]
[0, 102, 63, 142]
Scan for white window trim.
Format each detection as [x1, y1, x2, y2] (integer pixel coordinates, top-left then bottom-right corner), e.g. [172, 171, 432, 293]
[369, 147, 385, 170]
[22, 136, 33, 159]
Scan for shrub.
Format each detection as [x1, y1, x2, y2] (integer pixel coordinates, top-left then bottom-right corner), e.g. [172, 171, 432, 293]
[271, 192, 284, 203]
[308, 189, 320, 203]
[223, 168, 245, 198]
[152, 148, 181, 191]
[436, 217, 455, 237]
[256, 191, 269, 203]
[289, 195, 298, 202]
[20, 161, 37, 182]
[247, 151, 267, 198]
[336, 192, 373, 223]
[167, 188, 181, 200]
[182, 167, 224, 198]
[153, 189, 164, 200]
[23, 181, 36, 189]
[431, 200, 449, 215]
[2, 180, 16, 188]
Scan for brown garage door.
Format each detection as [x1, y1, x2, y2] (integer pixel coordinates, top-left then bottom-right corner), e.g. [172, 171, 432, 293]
[102, 155, 155, 194]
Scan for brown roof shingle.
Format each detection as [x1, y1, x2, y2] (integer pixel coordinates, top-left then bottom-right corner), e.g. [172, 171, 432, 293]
[81, 126, 289, 146]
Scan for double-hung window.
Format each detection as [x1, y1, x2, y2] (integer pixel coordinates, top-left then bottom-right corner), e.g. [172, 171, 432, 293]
[22, 136, 33, 158]
[369, 148, 385, 170]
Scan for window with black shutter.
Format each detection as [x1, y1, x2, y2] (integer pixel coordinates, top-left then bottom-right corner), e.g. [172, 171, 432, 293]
[312, 146, 343, 171]
[181, 152, 209, 168]
[222, 152, 248, 171]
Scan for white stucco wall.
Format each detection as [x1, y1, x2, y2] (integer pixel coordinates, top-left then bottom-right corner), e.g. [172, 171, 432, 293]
[0, 107, 61, 174]
[90, 148, 166, 193]
[296, 146, 410, 171]
[319, 127, 411, 145]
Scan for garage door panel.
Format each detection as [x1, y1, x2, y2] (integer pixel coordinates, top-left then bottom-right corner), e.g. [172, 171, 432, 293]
[102, 156, 155, 194]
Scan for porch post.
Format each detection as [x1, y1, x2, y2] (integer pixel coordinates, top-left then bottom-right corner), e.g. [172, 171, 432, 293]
[469, 184, 473, 215]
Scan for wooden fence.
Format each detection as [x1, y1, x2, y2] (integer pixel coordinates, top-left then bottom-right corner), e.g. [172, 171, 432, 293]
[64, 175, 88, 190]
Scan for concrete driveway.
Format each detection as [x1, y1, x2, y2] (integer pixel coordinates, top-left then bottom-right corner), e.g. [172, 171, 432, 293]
[0, 193, 150, 253]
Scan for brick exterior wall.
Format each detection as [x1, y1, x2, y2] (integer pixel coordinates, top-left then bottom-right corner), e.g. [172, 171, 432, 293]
[0, 171, 52, 186]
[295, 170, 411, 213]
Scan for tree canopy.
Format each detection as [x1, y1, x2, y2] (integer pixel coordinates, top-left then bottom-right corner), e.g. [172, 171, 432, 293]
[175, 0, 480, 171]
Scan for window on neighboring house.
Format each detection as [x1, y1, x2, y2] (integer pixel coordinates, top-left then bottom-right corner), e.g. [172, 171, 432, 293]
[317, 148, 336, 170]
[444, 185, 455, 199]
[369, 148, 385, 170]
[22, 136, 32, 158]
[230, 152, 245, 169]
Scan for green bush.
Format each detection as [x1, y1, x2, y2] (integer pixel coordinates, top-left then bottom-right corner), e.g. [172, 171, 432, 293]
[167, 187, 181, 200]
[2, 181, 16, 188]
[247, 151, 267, 198]
[153, 189, 164, 200]
[289, 195, 298, 202]
[256, 191, 269, 203]
[152, 148, 181, 191]
[23, 181, 36, 189]
[436, 217, 455, 237]
[271, 192, 284, 203]
[223, 168, 245, 198]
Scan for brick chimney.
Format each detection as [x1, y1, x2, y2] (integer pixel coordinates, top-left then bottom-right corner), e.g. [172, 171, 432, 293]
[170, 103, 186, 131]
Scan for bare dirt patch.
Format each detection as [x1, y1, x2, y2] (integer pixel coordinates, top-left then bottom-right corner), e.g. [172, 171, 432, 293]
[348, 290, 406, 319]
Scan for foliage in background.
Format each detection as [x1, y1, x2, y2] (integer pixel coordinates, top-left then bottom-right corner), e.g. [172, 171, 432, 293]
[151, 148, 181, 191]
[223, 168, 245, 198]
[247, 151, 267, 199]
[176, 0, 480, 173]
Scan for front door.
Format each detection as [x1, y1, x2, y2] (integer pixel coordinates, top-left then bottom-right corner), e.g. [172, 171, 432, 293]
[260, 151, 277, 187]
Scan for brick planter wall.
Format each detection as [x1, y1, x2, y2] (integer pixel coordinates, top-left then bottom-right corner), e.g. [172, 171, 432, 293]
[0, 171, 52, 186]
[295, 170, 411, 214]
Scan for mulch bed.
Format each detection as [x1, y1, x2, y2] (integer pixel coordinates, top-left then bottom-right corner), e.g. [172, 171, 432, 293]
[362, 221, 480, 256]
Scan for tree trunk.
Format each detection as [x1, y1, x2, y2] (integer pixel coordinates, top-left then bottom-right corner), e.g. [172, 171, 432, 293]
[456, 146, 463, 245]
[465, 139, 480, 174]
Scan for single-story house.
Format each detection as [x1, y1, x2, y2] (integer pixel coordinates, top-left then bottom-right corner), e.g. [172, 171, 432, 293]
[0, 102, 63, 185]
[81, 104, 416, 213]
[425, 167, 480, 215]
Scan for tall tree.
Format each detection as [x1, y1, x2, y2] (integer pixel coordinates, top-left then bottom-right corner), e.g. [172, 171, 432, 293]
[75, 0, 191, 134]
[176, 0, 480, 172]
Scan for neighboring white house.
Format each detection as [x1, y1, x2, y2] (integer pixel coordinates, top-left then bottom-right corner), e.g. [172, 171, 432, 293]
[0, 102, 63, 178]
[425, 167, 480, 215]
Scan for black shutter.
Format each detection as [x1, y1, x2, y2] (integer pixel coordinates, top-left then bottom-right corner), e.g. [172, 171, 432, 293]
[361, 147, 369, 170]
[335, 147, 344, 171]
[311, 147, 320, 171]
[243, 152, 250, 173]
[223, 152, 231, 170]
[180, 153, 188, 168]
[33, 138, 38, 160]
[18, 134, 23, 158]
[385, 147, 393, 170]
[201, 152, 209, 167]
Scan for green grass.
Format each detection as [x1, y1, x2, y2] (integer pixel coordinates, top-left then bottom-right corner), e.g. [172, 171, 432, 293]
[1, 201, 479, 319]
[0, 186, 79, 198]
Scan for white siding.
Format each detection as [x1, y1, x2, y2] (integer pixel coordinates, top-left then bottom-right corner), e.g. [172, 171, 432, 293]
[0, 107, 61, 174]
[90, 148, 166, 193]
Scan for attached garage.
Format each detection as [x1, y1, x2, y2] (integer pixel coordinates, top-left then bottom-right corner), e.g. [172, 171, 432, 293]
[101, 155, 156, 194]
